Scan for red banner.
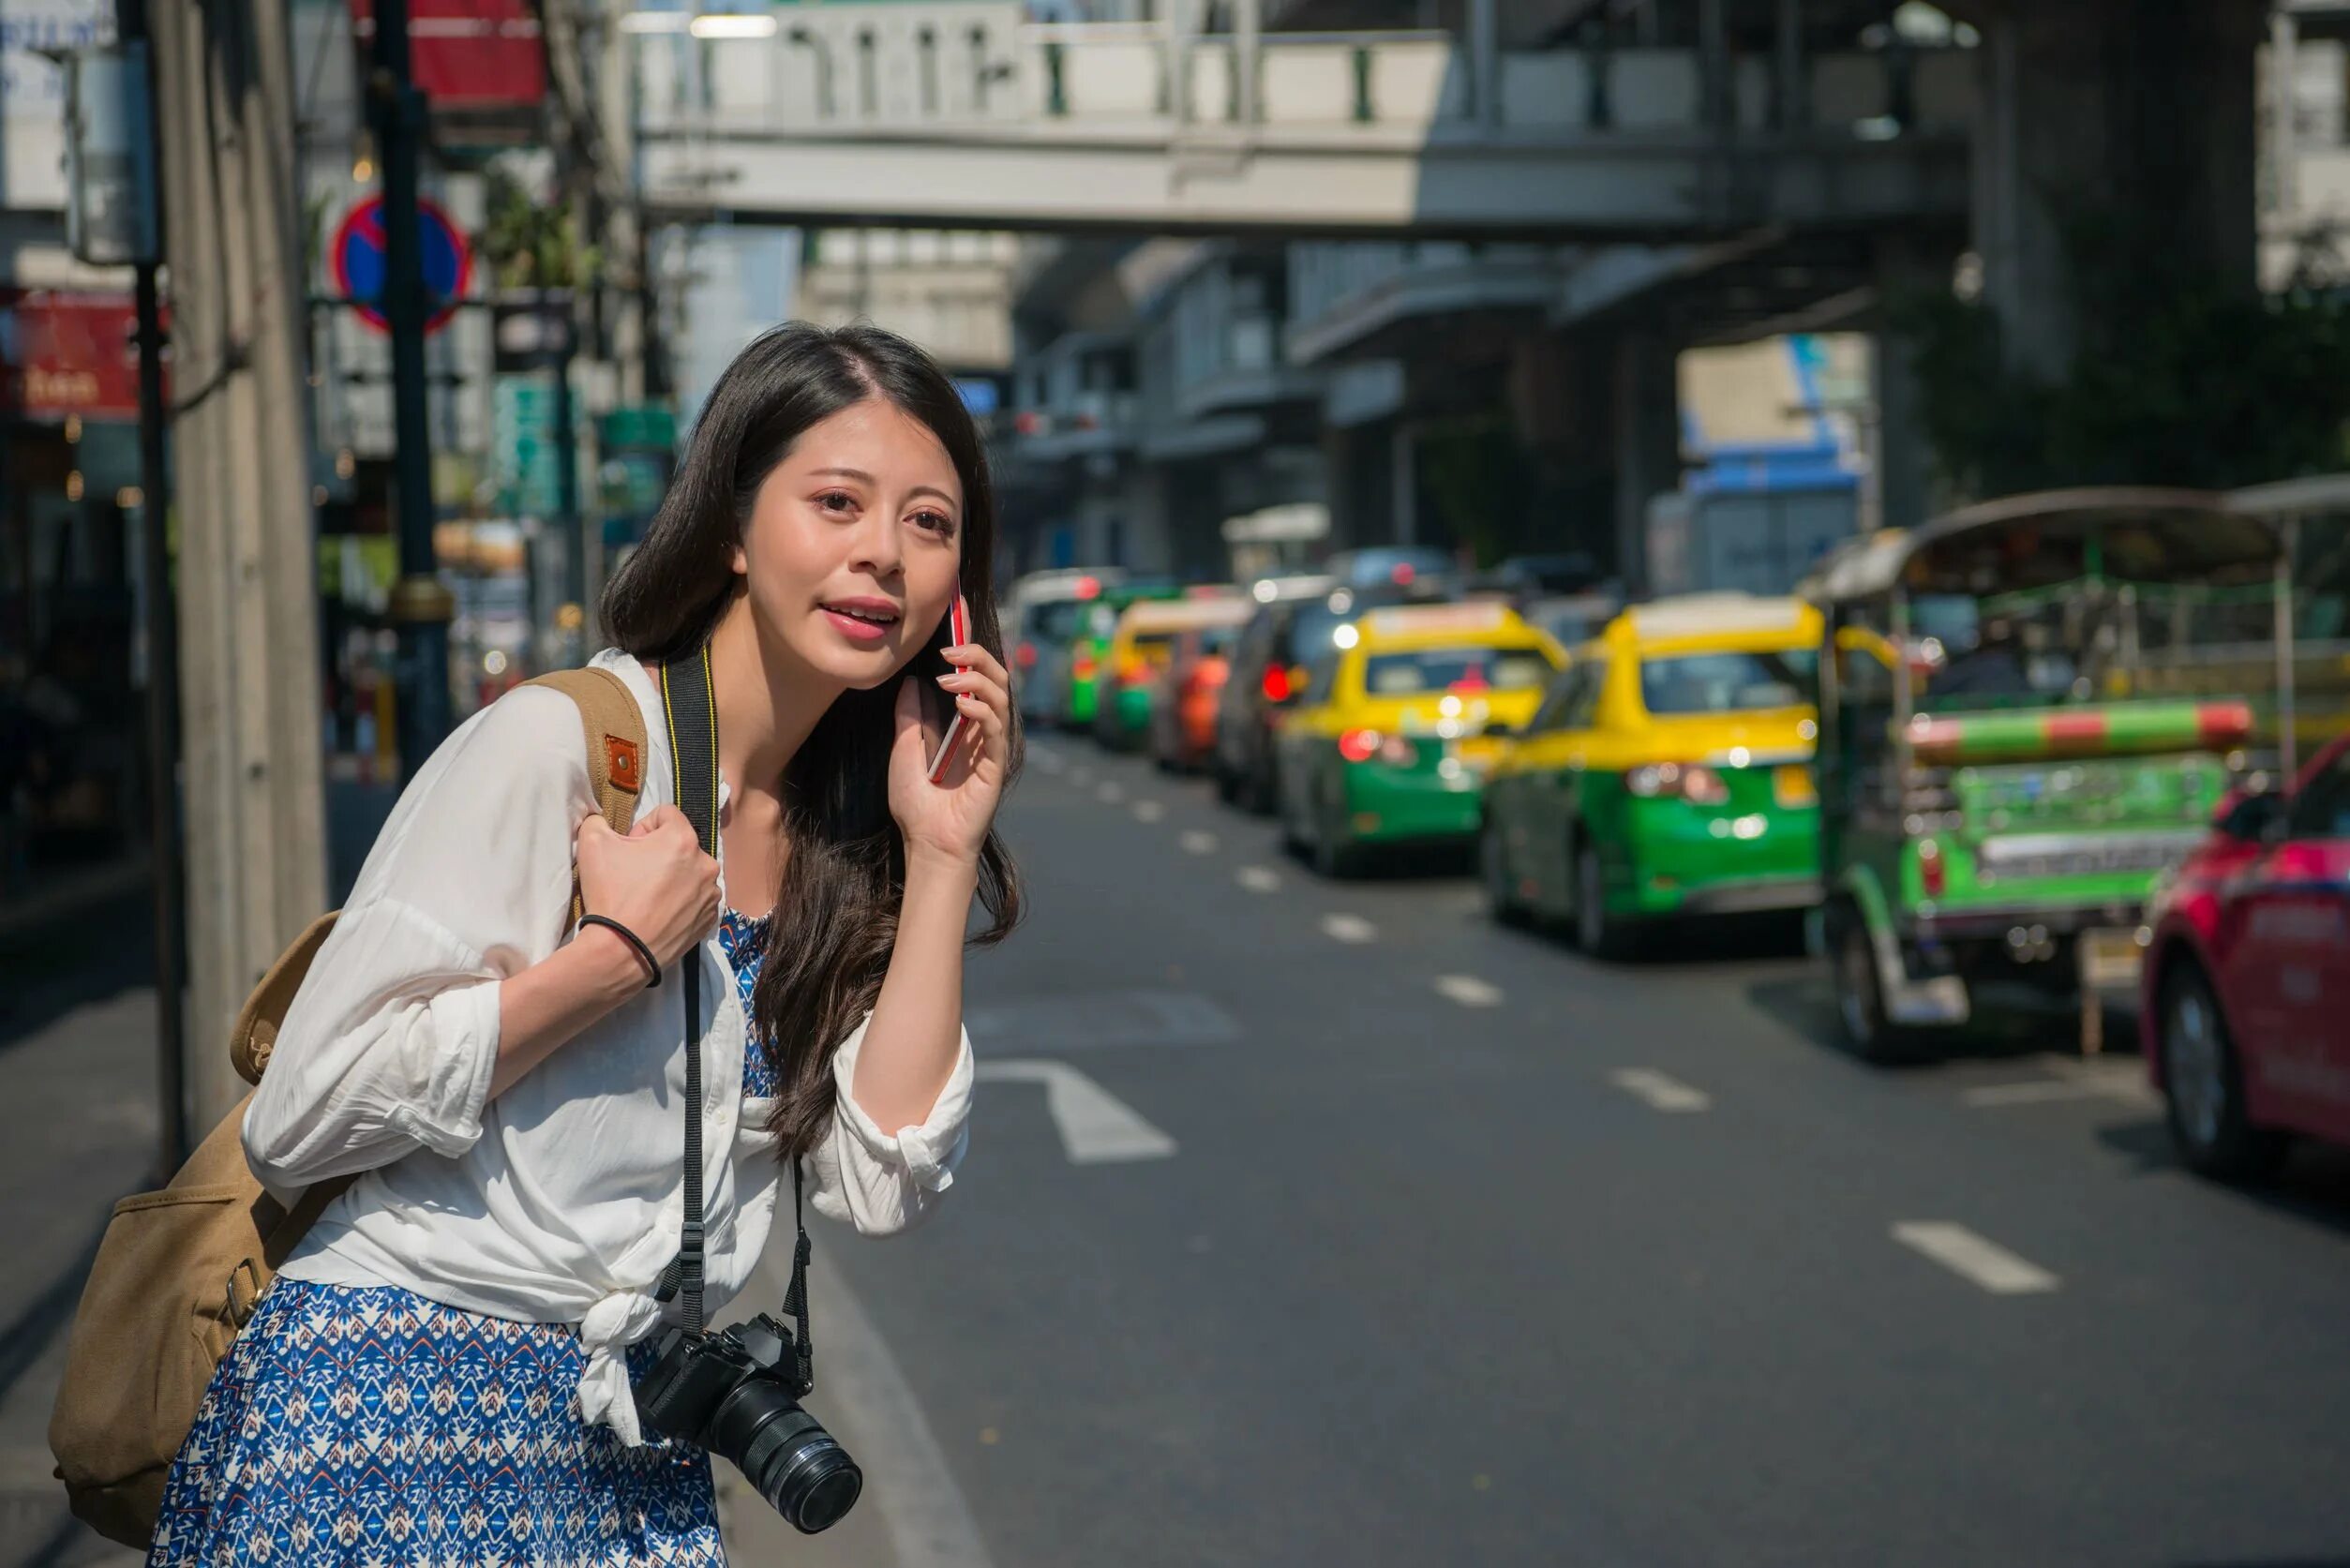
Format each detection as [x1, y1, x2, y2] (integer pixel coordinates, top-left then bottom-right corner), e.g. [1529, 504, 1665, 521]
[0, 291, 158, 422]
[348, 0, 546, 112]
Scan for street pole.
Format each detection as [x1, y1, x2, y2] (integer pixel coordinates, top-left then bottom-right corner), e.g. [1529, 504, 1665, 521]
[552, 290, 584, 640]
[368, 0, 455, 774]
[112, 0, 187, 1172]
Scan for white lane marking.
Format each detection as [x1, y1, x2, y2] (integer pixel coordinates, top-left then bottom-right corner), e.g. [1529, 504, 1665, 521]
[1964, 1056, 2160, 1110]
[1179, 829, 1219, 855]
[1609, 1068, 1712, 1113]
[1892, 1222, 2060, 1295]
[1235, 865, 1282, 893]
[978, 1059, 1177, 1163]
[1962, 1080, 2109, 1108]
[1131, 799, 1166, 824]
[1321, 914, 1377, 945]
[1097, 781, 1125, 804]
[1434, 974, 1504, 1008]
[728, 1245, 998, 1568]
[1031, 748, 1065, 774]
[1070, 766, 1094, 786]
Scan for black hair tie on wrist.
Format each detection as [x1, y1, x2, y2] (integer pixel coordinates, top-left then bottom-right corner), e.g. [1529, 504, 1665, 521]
[579, 914, 662, 989]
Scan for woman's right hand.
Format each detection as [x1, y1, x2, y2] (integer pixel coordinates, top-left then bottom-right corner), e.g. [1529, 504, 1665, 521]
[576, 805, 722, 973]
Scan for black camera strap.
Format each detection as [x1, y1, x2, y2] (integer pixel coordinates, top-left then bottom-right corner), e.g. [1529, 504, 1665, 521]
[656, 650, 816, 1387]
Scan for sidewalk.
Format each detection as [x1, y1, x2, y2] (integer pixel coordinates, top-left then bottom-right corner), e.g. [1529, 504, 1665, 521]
[0, 948, 158, 1567]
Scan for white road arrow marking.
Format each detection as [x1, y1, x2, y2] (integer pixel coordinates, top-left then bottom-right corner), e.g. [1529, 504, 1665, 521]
[1609, 1068, 1711, 1113]
[1321, 914, 1377, 945]
[1179, 830, 1219, 855]
[1131, 799, 1165, 824]
[1434, 974, 1504, 1008]
[1892, 1222, 2059, 1295]
[978, 1059, 1177, 1163]
[1235, 865, 1281, 893]
[1097, 781, 1125, 804]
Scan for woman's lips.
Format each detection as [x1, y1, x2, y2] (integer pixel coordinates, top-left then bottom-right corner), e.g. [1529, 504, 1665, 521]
[819, 606, 895, 645]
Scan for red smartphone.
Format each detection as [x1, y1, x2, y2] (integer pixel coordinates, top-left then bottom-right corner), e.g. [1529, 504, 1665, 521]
[927, 595, 972, 783]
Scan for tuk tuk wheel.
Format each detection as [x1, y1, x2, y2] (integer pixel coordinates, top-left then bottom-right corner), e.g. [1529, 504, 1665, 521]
[2158, 965, 2285, 1183]
[1480, 820, 1527, 926]
[1574, 842, 1633, 961]
[1830, 901, 1908, 1065]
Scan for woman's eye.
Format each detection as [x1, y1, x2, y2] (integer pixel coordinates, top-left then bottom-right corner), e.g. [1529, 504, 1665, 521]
[817, 490, 856, 514]
[912, 510, 957, 537]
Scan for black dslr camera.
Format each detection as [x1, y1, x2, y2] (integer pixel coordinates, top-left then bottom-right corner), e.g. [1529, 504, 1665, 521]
[634, 1312, 862, 1533]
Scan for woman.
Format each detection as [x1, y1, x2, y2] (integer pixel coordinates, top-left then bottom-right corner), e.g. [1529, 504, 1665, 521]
[147, 322, 1021, 1564]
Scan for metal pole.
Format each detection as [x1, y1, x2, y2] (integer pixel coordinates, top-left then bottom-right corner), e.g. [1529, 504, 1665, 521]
[551, 292, 584, 643]
[2276, 526, 2298, 782]
[117, 0, 186, 1173]
[369, 0, 454, 773]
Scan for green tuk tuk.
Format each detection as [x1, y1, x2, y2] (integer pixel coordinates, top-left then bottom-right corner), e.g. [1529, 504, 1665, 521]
[1808, 487, 2290, 1061]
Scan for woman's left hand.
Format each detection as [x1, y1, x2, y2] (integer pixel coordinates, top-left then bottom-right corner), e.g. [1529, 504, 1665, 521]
[889, 636, 1012, 864]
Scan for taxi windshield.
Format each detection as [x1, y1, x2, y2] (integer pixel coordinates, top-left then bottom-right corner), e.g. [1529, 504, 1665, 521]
[1362, 646, 1554, 695]
[1639, 650, 1817, 715]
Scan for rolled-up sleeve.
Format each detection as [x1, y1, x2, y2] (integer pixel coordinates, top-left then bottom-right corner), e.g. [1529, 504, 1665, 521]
[243, 687, 592, 1190]
[803, 1014, 974, 1236]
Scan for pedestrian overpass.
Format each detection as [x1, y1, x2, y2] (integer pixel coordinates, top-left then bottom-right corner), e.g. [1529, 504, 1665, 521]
[632, 12, 1973, 239]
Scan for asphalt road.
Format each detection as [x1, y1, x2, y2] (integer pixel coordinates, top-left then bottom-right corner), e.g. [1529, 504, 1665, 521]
[787, 737, 2350, 1568]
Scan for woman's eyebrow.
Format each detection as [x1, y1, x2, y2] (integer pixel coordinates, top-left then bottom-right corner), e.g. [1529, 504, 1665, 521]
[807, 467, 959, 511]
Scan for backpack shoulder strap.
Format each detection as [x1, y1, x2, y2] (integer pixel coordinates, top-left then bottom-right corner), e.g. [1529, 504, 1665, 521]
[526, 665, 651, 928]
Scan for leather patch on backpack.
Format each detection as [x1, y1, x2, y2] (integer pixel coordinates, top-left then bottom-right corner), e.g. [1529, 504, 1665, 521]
[606, 737, 641, 793]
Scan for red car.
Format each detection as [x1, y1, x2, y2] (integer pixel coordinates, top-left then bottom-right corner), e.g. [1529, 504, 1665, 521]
[2142, 734, 2350, 1180]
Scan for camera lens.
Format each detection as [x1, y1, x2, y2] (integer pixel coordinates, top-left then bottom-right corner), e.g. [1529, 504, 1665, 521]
[710, 1383, 863, 1533]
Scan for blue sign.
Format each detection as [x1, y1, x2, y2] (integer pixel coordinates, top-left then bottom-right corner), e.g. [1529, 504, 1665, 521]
[330, 195, 472, 335]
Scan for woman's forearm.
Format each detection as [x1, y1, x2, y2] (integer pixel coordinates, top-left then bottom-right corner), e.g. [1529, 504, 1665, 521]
[851, 847, 979, 1130]
[489, 926, 649, 1101]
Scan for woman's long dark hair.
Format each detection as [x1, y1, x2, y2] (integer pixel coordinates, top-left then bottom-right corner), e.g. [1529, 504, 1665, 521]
[602, 321, 1022, 1162]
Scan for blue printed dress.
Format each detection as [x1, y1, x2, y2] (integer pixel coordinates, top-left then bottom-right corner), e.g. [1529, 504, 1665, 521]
[149, 910, 781, 1568]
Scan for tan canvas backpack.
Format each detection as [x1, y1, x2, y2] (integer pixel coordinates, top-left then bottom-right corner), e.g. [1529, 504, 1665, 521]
[46, 667, 647, 1548]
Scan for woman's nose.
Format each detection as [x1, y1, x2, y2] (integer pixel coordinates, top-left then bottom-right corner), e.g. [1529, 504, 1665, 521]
[849, 509, 904, 577]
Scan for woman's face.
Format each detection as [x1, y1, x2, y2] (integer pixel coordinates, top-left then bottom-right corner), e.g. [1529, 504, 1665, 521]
[735, 396, 965, 690]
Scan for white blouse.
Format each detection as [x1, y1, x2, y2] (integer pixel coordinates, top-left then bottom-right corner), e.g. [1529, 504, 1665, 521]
[247, 649, 975, 1446]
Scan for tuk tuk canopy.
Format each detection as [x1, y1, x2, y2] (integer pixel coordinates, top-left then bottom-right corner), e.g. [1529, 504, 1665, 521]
[1806, 487, 2284, 604]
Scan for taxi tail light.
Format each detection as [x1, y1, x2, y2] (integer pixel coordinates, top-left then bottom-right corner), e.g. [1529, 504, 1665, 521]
[1073, 650, 1098, 680]
[1015, 640, 1040, 670]
[1074, 575, 1101, 600]
[1916, 837, 1947, 898]
[1626, 763, 1729, 805]
[1340, 729, 1417, 767]
[1117, 657, 1149, 685]
[1262, 665, 1291, 703]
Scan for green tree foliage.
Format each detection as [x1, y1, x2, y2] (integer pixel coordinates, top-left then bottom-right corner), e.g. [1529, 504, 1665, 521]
[1897, 207, 2350, 499]
[480, 167, 600, 291]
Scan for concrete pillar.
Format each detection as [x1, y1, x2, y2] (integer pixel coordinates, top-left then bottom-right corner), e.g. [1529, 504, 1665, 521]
[1391, 419, 1418, 546]
[1467, 0, 1500, 131]
[1233, 0, 1261, 124]
[1972, 0, 2262, 380]
[1611, 326, 1680, 598]
[152, 0, 328, 1131]
[1697, 0, 1729, 131]
[1873, 237, 1938, 532]
[1772, 0, 1805, 129]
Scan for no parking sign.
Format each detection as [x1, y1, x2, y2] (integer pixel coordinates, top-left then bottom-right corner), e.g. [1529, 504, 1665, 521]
[330, 195, 471, 335]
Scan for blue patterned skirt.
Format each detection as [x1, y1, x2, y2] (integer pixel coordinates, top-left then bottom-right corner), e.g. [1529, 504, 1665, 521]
[148, 912, 785, 1566]
[146, 1277, 725, 1567]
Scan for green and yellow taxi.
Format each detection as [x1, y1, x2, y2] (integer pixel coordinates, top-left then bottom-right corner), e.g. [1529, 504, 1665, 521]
[1275, 602, 1564, 876]
[1479, 593, 1823, 955]
[1092, 593, 1251, 751]
[1059, 580, 1180, 730]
